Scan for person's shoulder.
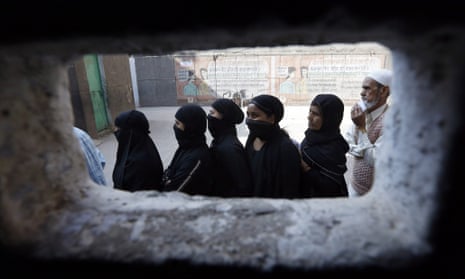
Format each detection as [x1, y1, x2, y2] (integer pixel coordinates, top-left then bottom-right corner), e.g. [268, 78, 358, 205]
[73, 126, 83, 135]
[220, 134, 243, 144]
[182, 145, 211, 165]
[289, 137, 300, 149]
[277, 135, 300, 150]
[215, 137, 245, 152]
[184, 143, 210, 155]
[73, 126, 88, 140]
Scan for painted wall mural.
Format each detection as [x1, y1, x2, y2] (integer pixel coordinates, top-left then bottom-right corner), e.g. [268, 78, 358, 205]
[174, 51, 389, 105]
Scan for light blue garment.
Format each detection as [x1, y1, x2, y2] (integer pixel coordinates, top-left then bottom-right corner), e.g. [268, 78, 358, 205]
[73, 127, 107, 186]
[279, 80, 295, 94]
[183, 82, 199, 96]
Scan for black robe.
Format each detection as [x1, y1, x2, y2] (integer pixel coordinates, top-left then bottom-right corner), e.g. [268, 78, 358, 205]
[210, 128, 253, 198]
[300, 131, 349, 198]
[300, 94, 349, 198]
[112, 111, 164, 192]
[246, 128, 302, 199]
[162, 138, 214, 196]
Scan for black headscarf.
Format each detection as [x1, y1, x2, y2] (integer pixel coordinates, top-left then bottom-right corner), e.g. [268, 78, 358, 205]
[211, 98, 244, 125]
[305, 93, 345, 145]
[208, 98, 244, 138]
[114, 109, 150, 133]
[174, 104, 207, 148]
[245, 94, 285, 143]
[300, 94, 349, 194]
[250, 94, 284, 122]
[175, 104, 207, 134]
[112, 110, 164, 192]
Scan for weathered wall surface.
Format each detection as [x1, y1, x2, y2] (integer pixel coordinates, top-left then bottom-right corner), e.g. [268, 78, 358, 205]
[0, 1, 464, 277]
[170, 44, 391, 106]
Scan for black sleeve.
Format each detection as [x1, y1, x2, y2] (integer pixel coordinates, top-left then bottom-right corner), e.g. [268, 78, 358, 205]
[163, 152, 202, 192]
[277, 139, 302, 198]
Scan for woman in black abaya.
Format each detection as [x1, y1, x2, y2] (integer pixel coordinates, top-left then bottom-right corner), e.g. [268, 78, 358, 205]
[245, 94, 302, 199]
[208, 98, 253, 197]
[161, 104, 214, 196]
[300, 94, 349, 198]
[112, 110, 164, 192]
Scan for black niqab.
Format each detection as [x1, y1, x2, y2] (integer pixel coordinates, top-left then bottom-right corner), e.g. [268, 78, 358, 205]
[112, 110, 164, 192]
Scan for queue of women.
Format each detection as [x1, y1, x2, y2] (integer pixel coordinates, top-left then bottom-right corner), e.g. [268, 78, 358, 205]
[103, 69, 392, 199]
[108, 93, 346, 199]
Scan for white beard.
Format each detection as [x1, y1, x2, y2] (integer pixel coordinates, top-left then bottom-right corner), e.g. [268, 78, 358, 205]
[365, 100, 377, 109]
[365, 94, 380, 110]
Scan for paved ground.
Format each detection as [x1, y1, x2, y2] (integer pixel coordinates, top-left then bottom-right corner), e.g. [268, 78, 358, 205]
[96, 105, 353, 187]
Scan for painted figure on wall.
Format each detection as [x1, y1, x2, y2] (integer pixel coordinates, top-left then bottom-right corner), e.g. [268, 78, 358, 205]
[183, 71, 199, 97]
[198, 67, 215, 96]
[279, 66, 296, 94]
[296, 66, 310, 94]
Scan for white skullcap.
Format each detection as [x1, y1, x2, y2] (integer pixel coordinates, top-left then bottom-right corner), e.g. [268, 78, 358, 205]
[366, 68, 392, 87]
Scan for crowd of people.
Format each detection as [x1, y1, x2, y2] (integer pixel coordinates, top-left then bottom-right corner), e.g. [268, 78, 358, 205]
[74, 68, 392, 199]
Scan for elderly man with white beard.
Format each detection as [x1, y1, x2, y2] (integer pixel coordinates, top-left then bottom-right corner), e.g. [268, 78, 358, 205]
[344, 68, 393, 197]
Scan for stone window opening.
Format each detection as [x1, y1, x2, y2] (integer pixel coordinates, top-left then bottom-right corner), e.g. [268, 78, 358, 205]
[69, 43, 393, 197]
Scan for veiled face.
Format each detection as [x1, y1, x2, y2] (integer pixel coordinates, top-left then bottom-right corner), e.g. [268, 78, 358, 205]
[308, 105, 323, 131]
[246, 103, 275, 124]
[208, 107, 223, 120]
[174, 118, 185, 131]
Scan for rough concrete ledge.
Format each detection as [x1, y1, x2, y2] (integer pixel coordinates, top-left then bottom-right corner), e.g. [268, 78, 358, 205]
[35, 187, 426, 269]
